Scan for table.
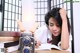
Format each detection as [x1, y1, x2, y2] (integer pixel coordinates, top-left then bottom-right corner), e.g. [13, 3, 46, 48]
[7, 50, 70, 53]
[35, 50, 70, 53]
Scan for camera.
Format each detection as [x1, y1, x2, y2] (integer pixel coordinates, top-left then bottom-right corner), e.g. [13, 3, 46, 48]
[19, 32, 35, 53]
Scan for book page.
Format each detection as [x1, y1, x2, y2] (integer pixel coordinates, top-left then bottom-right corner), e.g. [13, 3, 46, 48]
[7, 45, 19, 52]
[35, 43, 51, 50]
[35, 43, 61, 50]
[50, 44, 61, 50]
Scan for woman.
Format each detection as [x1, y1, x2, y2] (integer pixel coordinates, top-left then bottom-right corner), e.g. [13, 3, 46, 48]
[34, 8, 71, 50]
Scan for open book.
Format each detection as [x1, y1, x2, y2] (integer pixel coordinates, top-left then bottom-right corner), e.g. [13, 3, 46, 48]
[35, 43, 61, 50]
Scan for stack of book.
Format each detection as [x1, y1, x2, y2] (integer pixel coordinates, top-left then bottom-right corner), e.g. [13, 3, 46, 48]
[6, 45, 19, 53]
[0, 43, 5, 53]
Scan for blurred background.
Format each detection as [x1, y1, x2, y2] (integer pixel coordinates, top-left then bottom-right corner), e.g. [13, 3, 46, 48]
[0, 0, 80, 53]
[0, 0, 73, 31]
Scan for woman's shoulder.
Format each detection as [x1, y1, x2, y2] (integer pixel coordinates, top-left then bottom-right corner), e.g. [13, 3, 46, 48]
[34, 25, 48, 35]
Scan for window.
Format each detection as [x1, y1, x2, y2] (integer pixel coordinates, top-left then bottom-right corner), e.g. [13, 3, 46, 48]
[3, 0, 22, 31]
[34, 0, 48, 28]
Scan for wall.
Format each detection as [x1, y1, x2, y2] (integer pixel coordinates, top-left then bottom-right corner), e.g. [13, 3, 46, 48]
[22, 0, 36, 32]
[73, 2, 80, 53]
[0, 12, 2, 31]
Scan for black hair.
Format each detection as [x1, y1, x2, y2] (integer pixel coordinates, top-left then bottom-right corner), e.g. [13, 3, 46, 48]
[45, 8, 70, 33]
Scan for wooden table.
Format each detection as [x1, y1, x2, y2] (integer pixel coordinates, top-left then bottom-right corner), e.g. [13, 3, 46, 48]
[0, 31, 21, 42]
[35, 50, 70, 53]
[7, 50, 70, 53]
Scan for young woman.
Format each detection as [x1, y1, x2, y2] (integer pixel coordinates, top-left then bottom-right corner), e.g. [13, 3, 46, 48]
[34, 8, 71, 50]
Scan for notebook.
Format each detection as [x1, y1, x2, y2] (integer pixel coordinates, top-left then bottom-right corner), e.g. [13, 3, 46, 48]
[35, 43, 61, 50]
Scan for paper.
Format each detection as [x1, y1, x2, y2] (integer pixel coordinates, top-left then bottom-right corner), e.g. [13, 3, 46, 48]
[35, 43, 61, 50]
[0, 43, 4, 48]
[7, 45, 19, 52]
[0, 43, 5, 53]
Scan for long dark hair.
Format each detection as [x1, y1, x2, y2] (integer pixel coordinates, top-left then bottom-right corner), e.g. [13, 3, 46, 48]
[45, 8, 70, 33]
[45, 8, 70, 45]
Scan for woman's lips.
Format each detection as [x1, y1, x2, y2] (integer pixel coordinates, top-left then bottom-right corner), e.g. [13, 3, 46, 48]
[53, 32, 58, 34]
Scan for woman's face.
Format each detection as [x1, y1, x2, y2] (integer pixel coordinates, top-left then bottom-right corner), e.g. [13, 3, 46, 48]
[48, 17, 61, 36]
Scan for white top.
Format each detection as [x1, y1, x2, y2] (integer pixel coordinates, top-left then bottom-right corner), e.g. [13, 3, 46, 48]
[34, 25, 72, 51]
[34, 25, 52, 44]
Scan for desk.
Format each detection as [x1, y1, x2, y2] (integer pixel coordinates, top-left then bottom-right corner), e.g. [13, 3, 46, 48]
[6, 51, 19, 53]
[0, 31, 21, 42]
[35, 50, 70, 53]
[7, 50, 70, 53]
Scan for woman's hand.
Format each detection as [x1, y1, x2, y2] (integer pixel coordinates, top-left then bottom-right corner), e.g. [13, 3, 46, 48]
[35, 40, 41, 48]
[59, 8, 67, 21]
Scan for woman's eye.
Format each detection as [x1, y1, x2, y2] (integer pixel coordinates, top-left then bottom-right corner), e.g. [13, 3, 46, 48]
[50, 24, 54, 26]
[56, 24, 60, 27]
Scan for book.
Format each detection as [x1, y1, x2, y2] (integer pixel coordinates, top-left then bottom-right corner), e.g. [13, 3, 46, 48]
[35, 43, 61, 50]
[6, 45, 19, 52]
[0, 43, 5, 53]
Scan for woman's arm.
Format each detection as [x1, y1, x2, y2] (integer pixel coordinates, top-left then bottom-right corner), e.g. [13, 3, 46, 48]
[59, 8, 69, 50]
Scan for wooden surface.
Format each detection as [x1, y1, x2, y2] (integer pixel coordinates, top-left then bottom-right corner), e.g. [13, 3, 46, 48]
[0, 37, 19, 42]
[6, 50, 70, 53]
[0, 31, 20, 42]
[35, 50, 70, 53]
[0, 31, 21, 37]
[6, 51, 20, 53]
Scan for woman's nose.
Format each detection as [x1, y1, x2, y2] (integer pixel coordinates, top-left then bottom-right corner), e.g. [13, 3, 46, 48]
[52, 25, 57, 30]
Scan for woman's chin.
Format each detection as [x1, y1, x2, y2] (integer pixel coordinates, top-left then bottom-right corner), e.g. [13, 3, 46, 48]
[53, 33, 59, 36]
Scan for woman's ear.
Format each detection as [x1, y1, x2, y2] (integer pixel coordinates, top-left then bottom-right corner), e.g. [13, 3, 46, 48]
[17, 19, 26, 32]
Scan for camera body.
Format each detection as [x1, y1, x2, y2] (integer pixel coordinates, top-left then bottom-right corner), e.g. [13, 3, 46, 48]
[19, 33, 35, 53]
